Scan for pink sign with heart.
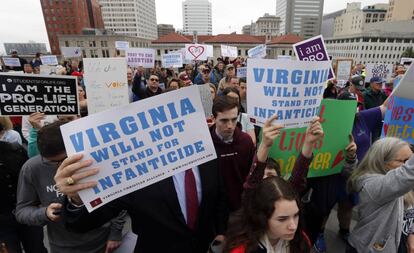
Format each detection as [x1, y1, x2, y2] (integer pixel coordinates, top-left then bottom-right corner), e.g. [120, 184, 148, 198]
[188, 45, 205, 60]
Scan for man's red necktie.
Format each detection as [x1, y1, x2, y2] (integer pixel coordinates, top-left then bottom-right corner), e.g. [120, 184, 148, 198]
[185, 169, 198, 230]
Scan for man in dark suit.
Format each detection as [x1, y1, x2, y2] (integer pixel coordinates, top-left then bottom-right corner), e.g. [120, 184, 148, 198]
[55, 155, 228, 253]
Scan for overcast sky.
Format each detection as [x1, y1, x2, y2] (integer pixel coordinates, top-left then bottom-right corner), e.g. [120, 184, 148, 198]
[0, 0, 389, 54]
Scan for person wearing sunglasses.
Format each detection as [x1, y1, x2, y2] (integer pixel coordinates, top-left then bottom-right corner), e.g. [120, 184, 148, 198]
[144, 74, 163, 98]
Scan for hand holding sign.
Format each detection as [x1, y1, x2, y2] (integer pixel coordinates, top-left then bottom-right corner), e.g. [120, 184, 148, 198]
[54, 154, 99, 206]
[257, 114, 284, 162]
[345, 134, 357, 160]
[302, 116, 324, 158]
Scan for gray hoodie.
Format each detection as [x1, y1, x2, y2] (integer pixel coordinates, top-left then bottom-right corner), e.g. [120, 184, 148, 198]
[349, 155, 414, 253]
[16, 155, 126, 253]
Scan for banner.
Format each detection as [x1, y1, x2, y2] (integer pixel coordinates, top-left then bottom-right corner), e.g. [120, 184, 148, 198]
[0, 73, 78, 116]
[246, 59, 331, 128]
[161, 53, 183, 68]
[126, 48, 155, 68]
[61, 47, 82, 58]
[2, 58, 21, 67]
[382, 96, 414, 144]
[267, 99, 356, 178]
[83, 58, 129, 114]
[185, 44, 209, 61]
[115, 41, 129, 50]
[206, 45, 214, 57]
[237, 67, 247, 78]
[221, 45, 238, 58]
[61, 86, 217, 212]
[365, 63, 393, 83]
[197, 85, 213, 117]
[293, 35, 335, 79]
[40, 55, 58, 65]
[336, 59, 353, 82]
[248, 44, 266, 59]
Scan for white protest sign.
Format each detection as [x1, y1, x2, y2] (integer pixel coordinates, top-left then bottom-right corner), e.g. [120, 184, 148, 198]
[247, 59, 331, 128]
[237, 67, 247, 78]
[365, 63, 393, 83]
[61, 47, 82, 58]
[115, 41, 129, 50]
[336, 59, 353, 82]
[40, 55, 58, 65]
[221, 45, 238, 58]
[198, 85, 213, 117]
[2, 58, 21, 67]
[278, 55, 291, 60]
[401, 58, 414, 65]
[392, 64, 414, 99]
[161, 53, 183, 68]
[206, 45, 214, 57]
[83, 58, 129, 114]
[248, 44, 267, 59]
[40, 65, 57, 75]
[185, 44, 208, 61]
[61, 86, 217, 212]
[126, 48, 155, 68]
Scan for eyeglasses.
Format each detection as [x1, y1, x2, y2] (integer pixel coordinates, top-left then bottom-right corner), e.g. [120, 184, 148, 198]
[150, 78, 159, 82]
[202, 70, 210, 73]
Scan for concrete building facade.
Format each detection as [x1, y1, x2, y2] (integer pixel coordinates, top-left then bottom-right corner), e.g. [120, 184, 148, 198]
[182, 0, 212, 35]
[333, 3, 388, 37]
[157, 24, 175, 38]
[326, 20, 414, 65]
[40, 0, 104, 55]
[250, 13, 282, 38]
[322, 10, 345, 38]
[3, 43, 48, 55]
[276, 0, 324, 38]
[99, 0, 157, 40]
[386, 0, 414, 21]
[58, 32, 151, 58]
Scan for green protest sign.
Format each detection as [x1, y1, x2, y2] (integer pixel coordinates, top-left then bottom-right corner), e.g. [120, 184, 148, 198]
[267, 99, 356, 178]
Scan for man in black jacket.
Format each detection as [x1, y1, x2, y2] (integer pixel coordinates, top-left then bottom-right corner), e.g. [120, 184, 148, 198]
[55, 155, 228, 253]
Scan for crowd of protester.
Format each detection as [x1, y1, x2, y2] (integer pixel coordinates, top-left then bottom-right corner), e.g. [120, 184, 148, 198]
[0, 50, 413, 253]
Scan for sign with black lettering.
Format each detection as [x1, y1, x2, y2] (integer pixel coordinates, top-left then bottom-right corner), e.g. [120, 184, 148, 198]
[0, 73, 79, 116]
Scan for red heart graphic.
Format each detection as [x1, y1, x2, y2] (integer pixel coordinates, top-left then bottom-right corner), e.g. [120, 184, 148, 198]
[188, 46, 205, 60]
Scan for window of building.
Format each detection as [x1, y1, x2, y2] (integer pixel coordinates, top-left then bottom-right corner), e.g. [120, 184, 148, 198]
[101, 41, 108, 47]
[157, 49, 160, 56]
[89, 41, 96, 47]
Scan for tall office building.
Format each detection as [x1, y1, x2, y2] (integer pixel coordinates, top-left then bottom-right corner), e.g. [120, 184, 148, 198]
[99, 0, 157, 40]
[158, 24, 175, 38]
[386, 0, 414, 21]
[40, 0, 104, 54]
[276, 0, 324, 38]
[182, 0, 212, 35]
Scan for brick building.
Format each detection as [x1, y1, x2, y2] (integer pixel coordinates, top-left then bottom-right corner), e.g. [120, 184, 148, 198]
[40, 0, 104, 55]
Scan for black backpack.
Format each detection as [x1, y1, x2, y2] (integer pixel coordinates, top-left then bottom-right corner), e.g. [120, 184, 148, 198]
[0, 141, 28, 214]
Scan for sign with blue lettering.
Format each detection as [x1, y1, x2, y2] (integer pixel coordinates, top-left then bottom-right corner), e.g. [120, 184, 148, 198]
[60, 86, 217, 212]
[246, 59, 331, 128]
[161, 53, 183, 68]
[382, 96, 414, 144]
[40, 55, 58, 66]
[248, 44, 266, 59]
[237, 67, 247, 78]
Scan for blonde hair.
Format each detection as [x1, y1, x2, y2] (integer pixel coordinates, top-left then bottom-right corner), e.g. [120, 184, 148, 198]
[0, 117, 13, 131]
[348, 137, 409, 192]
